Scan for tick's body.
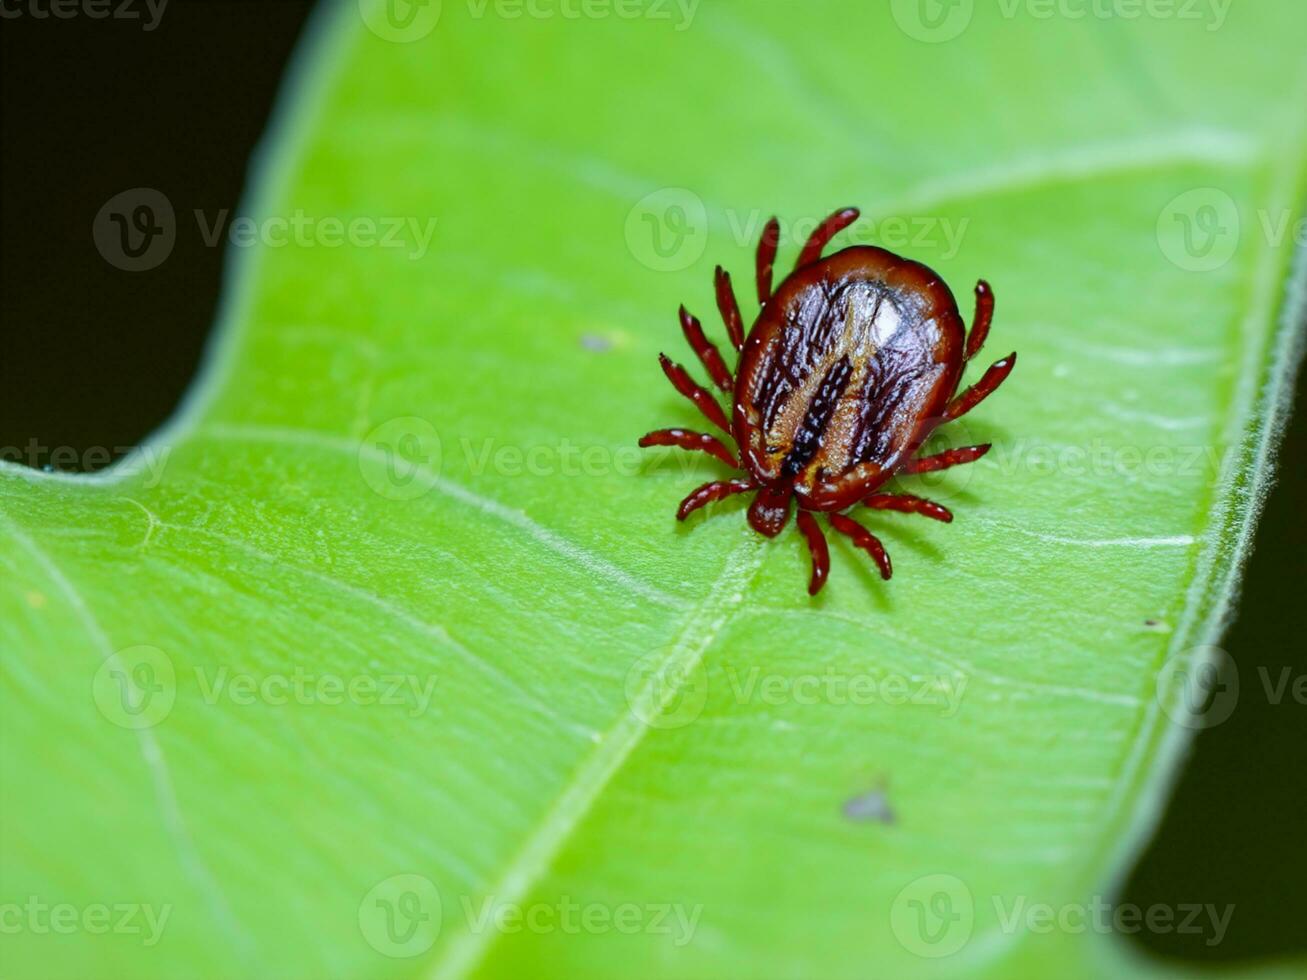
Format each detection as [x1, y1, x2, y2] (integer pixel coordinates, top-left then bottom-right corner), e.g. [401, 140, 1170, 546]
[640, 208, 1015, 595]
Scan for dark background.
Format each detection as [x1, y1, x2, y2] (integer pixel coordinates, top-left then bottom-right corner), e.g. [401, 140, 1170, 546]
[1, 0, 1302, 966]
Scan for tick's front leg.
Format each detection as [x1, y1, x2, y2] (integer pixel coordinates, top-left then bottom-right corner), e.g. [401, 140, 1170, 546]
[863, 493, 952, 523]
[796, 207, 860, 269]
[945, 353, 1016, 421]
[678, 306, 733, 391]
[964, 280, 995, 361]
[657, 354, 732, 434]
[755, 217, 781, 305]
[714, 266, 745, 351]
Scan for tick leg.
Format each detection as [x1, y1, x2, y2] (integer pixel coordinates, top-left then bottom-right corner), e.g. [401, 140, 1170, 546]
[899, 444, 991, 475]
[795, 511, 830, 595]
[639, 428, 739, 468]
[945, 353, 1017, 421]
[828, 512, 892, 580]
[965, 280, 995, 362]
[796, 207, 860, 269]
[658, 353, 731, 434]
[679, 306, 733, 392]
[677, 478, 754, 521]
[863, 493, 953, 523]
[756, 216, 781, 306]
[714, 266, 745, 351]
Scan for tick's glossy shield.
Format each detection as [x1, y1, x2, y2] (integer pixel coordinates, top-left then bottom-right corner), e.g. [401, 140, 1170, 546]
[733, 246, 966, 511]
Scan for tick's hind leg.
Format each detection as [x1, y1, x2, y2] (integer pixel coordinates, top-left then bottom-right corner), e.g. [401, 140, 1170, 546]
[677, 479, 754, 521]
[828, 512, 892, 580]
[797, 207, 860, 269]
[863, 493, 952, 523]
[795, 511, 830, 595]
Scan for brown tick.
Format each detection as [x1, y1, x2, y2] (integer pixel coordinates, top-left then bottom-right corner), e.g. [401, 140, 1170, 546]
[639, 207, 1016, 595]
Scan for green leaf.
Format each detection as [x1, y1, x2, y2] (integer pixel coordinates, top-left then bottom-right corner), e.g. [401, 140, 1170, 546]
[3, 1, 1304, 976]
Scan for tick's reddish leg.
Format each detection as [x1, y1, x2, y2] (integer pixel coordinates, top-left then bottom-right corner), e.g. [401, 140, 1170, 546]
[945, 353, 1017, 421]
[863, 493, 953, 523]
[965, 280, 995, 362]
[796, 207, 860, 269]
[678, 478, 754, 521]
[795, 511, 830, 595]
[714, 266, 745, 351]
[900, 444, 991, 475]
[828, 512, 892, 580]
[658, 354, 731, 434]
[679, 306, 733, 392]
[756, 217, 781, 305]
[639, 428, 739, 468]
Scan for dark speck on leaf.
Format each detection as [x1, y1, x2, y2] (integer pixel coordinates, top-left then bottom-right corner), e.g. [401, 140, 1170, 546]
[843, 786, 895, 824]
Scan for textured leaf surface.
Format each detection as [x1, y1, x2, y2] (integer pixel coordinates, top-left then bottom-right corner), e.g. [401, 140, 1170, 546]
[2, 1, 1305, 977]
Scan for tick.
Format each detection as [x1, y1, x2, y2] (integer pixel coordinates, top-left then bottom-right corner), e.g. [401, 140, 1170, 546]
[638, 207, 1016, 595]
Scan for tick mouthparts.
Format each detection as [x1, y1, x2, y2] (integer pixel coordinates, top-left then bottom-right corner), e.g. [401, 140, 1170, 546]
[747, 486, 793, 538]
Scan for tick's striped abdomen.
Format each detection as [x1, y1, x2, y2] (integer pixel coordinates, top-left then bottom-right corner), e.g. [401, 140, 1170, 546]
[733, 246, 965, 499]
